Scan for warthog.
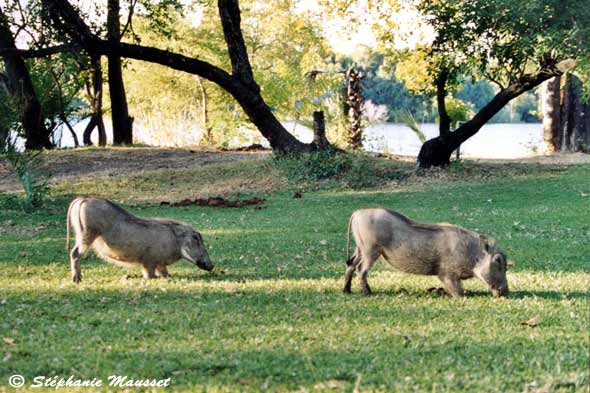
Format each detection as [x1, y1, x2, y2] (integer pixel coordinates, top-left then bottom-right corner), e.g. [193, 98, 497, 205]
[66, 197, 213, 283]
[344, 208, 509, 297]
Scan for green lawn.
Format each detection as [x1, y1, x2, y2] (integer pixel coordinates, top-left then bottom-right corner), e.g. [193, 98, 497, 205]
[0, 158, 589, 392]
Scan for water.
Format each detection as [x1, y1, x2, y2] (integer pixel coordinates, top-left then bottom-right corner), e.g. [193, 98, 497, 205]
[49, 121, 545, 159]
[279, 122, 544, 159]
[363, 123, 543, 159]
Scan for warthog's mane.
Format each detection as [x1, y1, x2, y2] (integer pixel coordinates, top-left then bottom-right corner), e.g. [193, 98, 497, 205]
[105, 199, 192, 235]
[382, 208, 478, 238]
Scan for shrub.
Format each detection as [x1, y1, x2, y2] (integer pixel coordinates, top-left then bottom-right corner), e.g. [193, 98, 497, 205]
[273, 150, 384, 189]
[2, 144, 49, 211]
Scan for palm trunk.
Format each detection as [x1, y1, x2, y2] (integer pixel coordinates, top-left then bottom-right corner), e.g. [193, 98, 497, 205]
[541, 76, 562, 152]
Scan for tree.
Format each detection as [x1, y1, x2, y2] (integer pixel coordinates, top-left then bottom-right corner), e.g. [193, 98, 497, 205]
[81, 54, 107, 146]
[107, 0, 133, 145]
[33, 0, 334, 153]
[413, 0, 589, 167]
[0, 5, 52, 150]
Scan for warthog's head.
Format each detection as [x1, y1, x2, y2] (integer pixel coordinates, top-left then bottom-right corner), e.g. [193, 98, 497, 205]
[475, 237, 509, 297]
[179, 229, 214, 272]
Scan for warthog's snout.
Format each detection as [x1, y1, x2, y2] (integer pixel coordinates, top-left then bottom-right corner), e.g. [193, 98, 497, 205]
[196, 258, 214, 272]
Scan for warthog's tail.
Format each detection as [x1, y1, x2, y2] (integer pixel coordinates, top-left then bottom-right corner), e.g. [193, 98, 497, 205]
[66, 200, 73, 250]
[66, 198, 81, 250]
[346, 213, 354, 266]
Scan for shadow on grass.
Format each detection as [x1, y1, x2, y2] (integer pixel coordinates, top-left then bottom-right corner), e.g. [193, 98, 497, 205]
[344, 287, 590, 300]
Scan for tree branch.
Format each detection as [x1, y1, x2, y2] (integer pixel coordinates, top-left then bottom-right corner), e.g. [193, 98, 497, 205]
[217, 0, 258, 91]
[41, 0, 237, 91]
[451, 65, 564, 146]
[0, 43, 78, 58]
[436, 68, 451, 137]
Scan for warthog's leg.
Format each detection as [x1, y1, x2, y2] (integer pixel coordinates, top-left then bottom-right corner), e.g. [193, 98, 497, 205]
[70, 237, 93, 283]
[358, 249, 380, 296]
[70, 246, 82, 283]
[439, 275, 464, 297]
[142, 265, 157, 279]
[156, 265, 170, 278]
[344, 249, 361, 294]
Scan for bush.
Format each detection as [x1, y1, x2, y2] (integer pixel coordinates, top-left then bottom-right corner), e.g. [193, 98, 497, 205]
[2, 144, 49, 211]
[273, 150, 385, 189]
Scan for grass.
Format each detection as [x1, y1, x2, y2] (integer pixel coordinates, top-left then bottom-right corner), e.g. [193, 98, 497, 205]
[0, 156, 589, 392]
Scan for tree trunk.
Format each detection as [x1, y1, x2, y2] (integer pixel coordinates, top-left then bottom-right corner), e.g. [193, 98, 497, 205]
[436, 69, 451, 137]
[82, 55, 107, 146]
[541, 76, 562, 152]
[107, 0, 133, 145]
[561, 73, 590, 152]
[0, 72, 10, 150]
[418, 66, 564, 168]
[312, 110, 329, 148]
[0, 8, 52, 150]
[344, 67, 364, 149]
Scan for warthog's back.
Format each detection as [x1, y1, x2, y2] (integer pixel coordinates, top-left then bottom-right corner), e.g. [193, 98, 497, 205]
[77, 198, 182, 265]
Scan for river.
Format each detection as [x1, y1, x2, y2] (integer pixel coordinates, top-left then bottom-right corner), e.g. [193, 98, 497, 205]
[51, 121, 544, 159]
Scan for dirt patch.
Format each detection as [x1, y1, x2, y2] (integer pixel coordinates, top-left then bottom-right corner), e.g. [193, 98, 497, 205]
[161, 196, 266, 208]
[0, 147, 268, 193]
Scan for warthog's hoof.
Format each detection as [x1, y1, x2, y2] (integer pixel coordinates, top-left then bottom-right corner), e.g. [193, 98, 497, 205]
[343, 287, 352, 294]
[72, 273, 82, 283]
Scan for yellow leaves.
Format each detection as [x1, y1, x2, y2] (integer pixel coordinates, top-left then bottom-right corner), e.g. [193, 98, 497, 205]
[394, 48, 433, 94]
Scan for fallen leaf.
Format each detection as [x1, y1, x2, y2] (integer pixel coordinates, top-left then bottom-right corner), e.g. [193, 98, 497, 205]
[521, 315, 542, 327]
[314, 380, 346, 389]
[3, 337, 16, 345]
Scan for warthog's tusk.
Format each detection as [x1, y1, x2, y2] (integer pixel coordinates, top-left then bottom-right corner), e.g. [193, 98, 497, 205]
[181, 247, 196, 263]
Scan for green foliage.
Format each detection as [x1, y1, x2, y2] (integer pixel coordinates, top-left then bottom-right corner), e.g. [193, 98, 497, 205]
[27, 54, 87, 135]
[400, 109, 426, 143]
[273, 150, 353, 183]
[2, 144, 49, 210]
[445, 96, 473, 129]
[418, 0, 590, 87]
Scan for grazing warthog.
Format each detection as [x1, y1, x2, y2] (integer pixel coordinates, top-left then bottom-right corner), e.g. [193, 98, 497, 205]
[66, 197, 213, 283]
[344, 208, 509, 297]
